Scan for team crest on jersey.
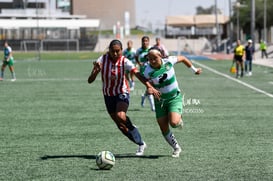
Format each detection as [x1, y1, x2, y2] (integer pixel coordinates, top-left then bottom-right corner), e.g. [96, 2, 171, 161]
[165, 62, 172, 71]
[119, 93, 128, 100]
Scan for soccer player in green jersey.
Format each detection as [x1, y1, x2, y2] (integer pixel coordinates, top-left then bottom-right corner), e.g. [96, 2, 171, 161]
[135, 36, 155, 111]
[143, 47, 202, 157]
[123, 40, 136, 90]
[0, 41, 16, 81]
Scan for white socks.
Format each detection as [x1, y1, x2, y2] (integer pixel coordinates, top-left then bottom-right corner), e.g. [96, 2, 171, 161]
[164, 131, 180, 149]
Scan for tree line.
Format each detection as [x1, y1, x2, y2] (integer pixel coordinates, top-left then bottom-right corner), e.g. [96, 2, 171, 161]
[196, 0, 273, 42]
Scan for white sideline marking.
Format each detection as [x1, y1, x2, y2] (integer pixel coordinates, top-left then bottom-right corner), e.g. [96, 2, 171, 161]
[192, 61, 273, 99]
[15, 78, 84, 82]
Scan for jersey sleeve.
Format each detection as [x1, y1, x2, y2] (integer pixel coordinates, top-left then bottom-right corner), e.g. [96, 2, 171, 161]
[96, 55, 103, 63]
[166, 56, 178, 65]
[135, 48, 140, 56]
[132, 48, 136, 54]
[7, 47, 12, 53]
[142, 65, 149, 79]
[124, 57, 137, 73]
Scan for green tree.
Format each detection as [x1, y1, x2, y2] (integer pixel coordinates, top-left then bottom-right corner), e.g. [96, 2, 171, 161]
[196, 5, 222, 15]
[233, 0, 273, 42]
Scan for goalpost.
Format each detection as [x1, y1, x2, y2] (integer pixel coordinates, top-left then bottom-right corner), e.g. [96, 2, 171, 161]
[20, 40, 41, 61]
[20, 39, 80, 61]
[20, 39, 80, 52]
[20, 40, 40, 52]
[40, 39, 79, 52]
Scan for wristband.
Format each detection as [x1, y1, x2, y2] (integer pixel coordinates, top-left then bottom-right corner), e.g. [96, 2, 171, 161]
[190, 65, 197, 73]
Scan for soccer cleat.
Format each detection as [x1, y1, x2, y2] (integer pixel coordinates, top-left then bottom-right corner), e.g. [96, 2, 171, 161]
[136, 142, 147, 156]
[172, 147, 182, 158]
[0, 77, 3, 81]
[249, 72, 252, 76]
[11, 78, 16, 82]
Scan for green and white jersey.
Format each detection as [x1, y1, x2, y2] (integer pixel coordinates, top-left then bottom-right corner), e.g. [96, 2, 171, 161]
[123, 48, 136, 64]
[4, 46, 12, 59]
[135, 47, 150, 64]
[143, 56, 180, 100]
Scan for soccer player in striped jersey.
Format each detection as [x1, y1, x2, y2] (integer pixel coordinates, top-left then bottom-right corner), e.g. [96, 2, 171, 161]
[143, 47, 202, 157]
[135, 36, 155, 111]
[88, 39, 159, 156]
[0, 41, 16, 81]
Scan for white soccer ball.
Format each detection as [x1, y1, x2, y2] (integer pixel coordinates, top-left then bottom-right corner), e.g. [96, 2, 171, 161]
[96, 151, 115, 170]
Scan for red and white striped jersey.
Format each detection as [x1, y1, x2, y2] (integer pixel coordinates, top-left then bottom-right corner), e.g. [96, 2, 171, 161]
[97, 54, 137, 96]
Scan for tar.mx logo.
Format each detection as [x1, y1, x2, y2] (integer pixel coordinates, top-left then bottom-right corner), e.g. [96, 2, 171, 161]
[183, 97, 204, 114]
[183, 98, 201, 106]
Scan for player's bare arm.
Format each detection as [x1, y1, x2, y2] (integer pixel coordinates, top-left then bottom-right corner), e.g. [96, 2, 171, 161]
[88, 62, 101, 84]
[177, 55, 202, 75]
[134, 71, 161, 100]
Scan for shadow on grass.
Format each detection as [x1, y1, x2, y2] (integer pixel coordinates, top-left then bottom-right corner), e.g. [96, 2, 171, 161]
[40, 153, 168, 160]
[99, 109, 142, 112]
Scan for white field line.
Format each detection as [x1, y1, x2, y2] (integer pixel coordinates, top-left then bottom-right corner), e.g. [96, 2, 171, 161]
[192, 60, 273, 99]
[12, 78, 84, 82]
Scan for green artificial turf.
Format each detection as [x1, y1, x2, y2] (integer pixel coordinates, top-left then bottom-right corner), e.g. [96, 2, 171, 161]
[0, 56, 272, 180]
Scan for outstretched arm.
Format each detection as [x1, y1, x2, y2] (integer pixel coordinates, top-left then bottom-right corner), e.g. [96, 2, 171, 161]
[87, 62, 101, 84]
[177, 55, 202, 74]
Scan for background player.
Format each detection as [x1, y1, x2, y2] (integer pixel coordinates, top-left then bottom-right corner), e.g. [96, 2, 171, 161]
[153, 37, 169, 58]
[135, 36, 155, 111]
[123, 40, 136, 90]
[0, 41, 16, 81]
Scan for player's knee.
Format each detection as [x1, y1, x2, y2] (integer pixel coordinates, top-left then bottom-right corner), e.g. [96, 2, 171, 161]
[116, 112, 126, 121]
[170, 122, 177, 128]
[170, 119, 182, 128]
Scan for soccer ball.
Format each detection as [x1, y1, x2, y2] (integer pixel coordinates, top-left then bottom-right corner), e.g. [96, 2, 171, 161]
[96, 151, 115, 170]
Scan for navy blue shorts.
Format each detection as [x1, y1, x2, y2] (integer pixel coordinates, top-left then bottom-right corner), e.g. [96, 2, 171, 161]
[104, 93, 130, 114]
